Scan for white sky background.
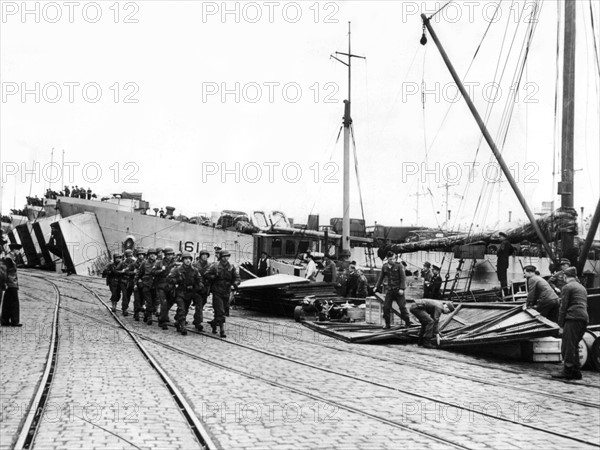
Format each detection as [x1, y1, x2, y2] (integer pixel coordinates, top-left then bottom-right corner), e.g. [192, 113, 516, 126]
[1, 0, 599, 231]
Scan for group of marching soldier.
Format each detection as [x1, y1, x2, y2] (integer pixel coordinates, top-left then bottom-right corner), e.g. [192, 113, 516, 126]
[103, 246, 239, 337]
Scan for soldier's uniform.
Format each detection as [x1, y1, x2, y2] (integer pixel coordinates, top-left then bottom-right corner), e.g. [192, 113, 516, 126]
[116, 249, 136, 315]
[1, 244, 22, 326]
[132, 248, 146, 321]
[193, 250, 212, 308]
[168, 252, 204, 335]
[154, 248, 178, 329]
[137, 248, 158, 324]
[206, 250, 240, 337]
[410, 299, 455, 348]
[375, 254, 410, 329]
[103, 254, 122, 309]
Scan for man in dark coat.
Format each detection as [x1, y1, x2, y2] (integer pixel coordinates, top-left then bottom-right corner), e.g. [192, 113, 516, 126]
[496, 232, 514, 295]
[167, 252, 203, 336]
[116, 249, 136, 316]
[193, 250, 212, 308]
[256, 251, 270, 277]
[548, 258, 576, 293]
[410, 299, 455, 348]
[1, 243, 22, 326]
[429, 265, 443, 299]
[552, 267, 589, 380]
[421, 262, 433, 297]
[154, 247, 178, 329]
[375, 252, 411, 329]
[322, 256, 337, 283]
[523, 265, 560, 323]
[137, 248, 158, 324]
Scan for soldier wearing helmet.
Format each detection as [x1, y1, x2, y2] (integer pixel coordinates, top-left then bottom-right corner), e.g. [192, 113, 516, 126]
[167, 252, 204, 335]
[193, 250, 212, 308]
[116, 249, 136, 316]
[132, 248, 146, 321]
[153, 247, 178, 329]
[102, 253, 123, 312]
[206, 249, 240, 338]
[137, 248, 158, 324]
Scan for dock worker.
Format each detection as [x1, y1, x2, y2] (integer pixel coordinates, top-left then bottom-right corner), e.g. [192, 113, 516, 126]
[322, 256, 337, 283]
[256, 251, 270, 277]
[352, 269, 369, 298]
[206, 250, 240, 338]
[154, 247, 178, 330]
[103, 253, 122, 313]
[422, 262, 433, 297]
[375, 251, 411, 329]
[116, 249, 136, 316]
[523, 265, 560, 323]
[496, 232, 515, 296]
[132, 248, 146, 321]
[552, 267, 589, 380]
[0, 243, 23, 327]
[193, 250, 212, 308]
[137, 248, 158, 325]
[548, 258, 576, 293]
[304, 253, 318, 282]
[429, 265, 443, 299]
[167, 252, 203, 336]
[410, 299, 455, 348]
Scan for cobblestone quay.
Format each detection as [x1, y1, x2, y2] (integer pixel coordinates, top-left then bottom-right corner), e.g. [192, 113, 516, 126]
[1, 271, 599, 449]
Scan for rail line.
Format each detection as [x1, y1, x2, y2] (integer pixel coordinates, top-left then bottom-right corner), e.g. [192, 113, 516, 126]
[20, 272, 219, 450]
[33, 273, 600, 448]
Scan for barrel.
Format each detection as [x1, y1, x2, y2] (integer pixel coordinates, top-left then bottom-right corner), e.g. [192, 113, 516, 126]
[582, 331, 600, 371]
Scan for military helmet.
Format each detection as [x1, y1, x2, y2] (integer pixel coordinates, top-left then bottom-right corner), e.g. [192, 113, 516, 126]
[113, 253, 122, 259]
[220, 250, 231, 257]
[182, 252, 193, 260]
[199, 250, 210, 257]
[135, 247, 146, 255]
[156, 247, 164, 253]
[147, 248, 157, 255]
[164, 247, 175, 254]
[124, 249, 133, 256]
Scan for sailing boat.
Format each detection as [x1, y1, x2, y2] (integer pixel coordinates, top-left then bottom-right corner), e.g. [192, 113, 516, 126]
[375, 2, 600, 300]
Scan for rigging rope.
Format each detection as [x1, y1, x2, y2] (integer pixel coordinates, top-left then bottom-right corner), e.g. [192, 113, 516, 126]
[350, 125, 367, 225]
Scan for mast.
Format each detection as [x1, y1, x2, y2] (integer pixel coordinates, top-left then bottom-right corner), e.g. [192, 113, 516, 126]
[421, 14, 555, 260]
[559, 0, 576, 258]
[331, 22, 365, 258]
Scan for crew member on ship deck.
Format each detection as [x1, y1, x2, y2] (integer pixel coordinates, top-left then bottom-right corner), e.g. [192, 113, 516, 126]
[375, 252, 411, 329]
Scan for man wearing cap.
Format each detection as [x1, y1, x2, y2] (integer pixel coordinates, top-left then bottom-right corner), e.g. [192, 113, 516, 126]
[0, 243, 23, 326]
[548, 258, 576, 294]
[116, 249, 136, 316]
[429, 265, 443, 299]
[206, 250, 240, 337]
[156, 248, 164, 261]
[167, 252, 203, 336]
[496, 232, 514, 295]
[132, 248, 146, 321]
[213, 246, 222, 263]
[153, 247, 178, 329]
[553, 267, 589, 380]
[137, 248, 158, 324]
[375, 252, 411, 329]
[421, 262, 433, 297]
[523, 265, 560, 323]
[193, 250, 212, 308]
[410, 299, 455, 348]
[103, 253, 123, 312]
[256, 251, 270, 277]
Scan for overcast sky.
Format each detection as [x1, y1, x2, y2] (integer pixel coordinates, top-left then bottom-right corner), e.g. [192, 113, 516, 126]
[1, 0, 599, 232]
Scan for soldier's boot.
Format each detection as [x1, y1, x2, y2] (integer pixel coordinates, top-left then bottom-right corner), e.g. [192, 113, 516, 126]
[219, 324, 226, 338]
[133, 312, 139, 321]
[209, 320, 217, 334]
[382, 318, 391, 330]
[122, 310, 129, 317]
[111, 301, 117, 313]
[195, 323, 204, 332]
[180, 324, 188, 336]
[147, 314, 153, 326]
[161, 322, 169, 330]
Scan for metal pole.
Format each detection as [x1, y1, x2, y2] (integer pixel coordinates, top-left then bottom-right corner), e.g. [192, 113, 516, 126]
[559, 0, 576, 256]
[421, 14, 555, 260]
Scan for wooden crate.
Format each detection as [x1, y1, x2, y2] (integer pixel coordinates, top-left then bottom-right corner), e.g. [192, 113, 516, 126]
[365, 296, 401, 325]
[522, 337, 562, 362]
